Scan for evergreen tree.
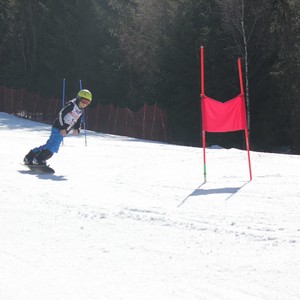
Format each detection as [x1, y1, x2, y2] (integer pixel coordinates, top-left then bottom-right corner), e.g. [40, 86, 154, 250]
[268, 0, 300, 153]
[0, 0, 299, 152]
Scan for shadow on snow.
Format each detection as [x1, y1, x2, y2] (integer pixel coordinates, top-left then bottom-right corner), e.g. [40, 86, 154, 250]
[178, 181, 250, 207]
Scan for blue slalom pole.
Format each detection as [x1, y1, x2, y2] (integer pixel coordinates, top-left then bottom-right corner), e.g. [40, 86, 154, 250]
[79, 80, 87, 146]
[62, 78, 66, 146]
[62, 78, 66, 107]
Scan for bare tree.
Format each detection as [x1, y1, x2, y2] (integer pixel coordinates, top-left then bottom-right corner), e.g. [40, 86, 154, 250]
[15, 0, 43, 76]
[114, 0, 172, 107]
[119, 0, 170, 73]
[216, 0, 271, 132]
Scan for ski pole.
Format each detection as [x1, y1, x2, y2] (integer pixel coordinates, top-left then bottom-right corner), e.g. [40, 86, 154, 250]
[79, 80, 87, 146]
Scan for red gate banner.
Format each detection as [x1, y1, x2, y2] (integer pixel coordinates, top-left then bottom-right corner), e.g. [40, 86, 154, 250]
[201, 94, 247, 132]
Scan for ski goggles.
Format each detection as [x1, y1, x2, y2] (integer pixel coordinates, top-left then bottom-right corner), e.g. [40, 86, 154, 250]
[80, 99, 91, 105]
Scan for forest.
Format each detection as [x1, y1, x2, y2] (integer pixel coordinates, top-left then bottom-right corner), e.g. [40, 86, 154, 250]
[0, 0, 299, 153]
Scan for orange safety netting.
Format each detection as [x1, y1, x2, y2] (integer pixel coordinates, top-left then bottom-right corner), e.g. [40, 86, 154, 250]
[0, 85, 168, 143]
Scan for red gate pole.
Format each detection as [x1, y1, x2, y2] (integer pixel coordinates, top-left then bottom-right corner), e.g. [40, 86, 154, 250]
[200, 46, 207, 182]
[200, 47, 205, 95]
[202, 130, 207, 182]
[244, 129, 252, 180]
[238, 58, 252, 180]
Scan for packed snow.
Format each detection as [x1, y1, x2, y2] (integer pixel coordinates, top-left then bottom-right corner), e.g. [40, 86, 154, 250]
[0, 112, 300, 300]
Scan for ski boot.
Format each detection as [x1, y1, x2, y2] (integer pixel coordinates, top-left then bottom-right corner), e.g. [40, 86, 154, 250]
[33, 149, 53, 165]
[23, 150, 35, 165]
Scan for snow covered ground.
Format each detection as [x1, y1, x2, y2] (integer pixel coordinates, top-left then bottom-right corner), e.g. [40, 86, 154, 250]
[0, 112, 300, 300]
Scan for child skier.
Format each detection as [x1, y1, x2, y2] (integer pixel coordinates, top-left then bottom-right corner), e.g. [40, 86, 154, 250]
[23, 89, 92, 166]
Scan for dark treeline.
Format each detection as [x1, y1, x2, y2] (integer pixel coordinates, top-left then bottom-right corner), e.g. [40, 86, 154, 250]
[0, 0, 299, 153]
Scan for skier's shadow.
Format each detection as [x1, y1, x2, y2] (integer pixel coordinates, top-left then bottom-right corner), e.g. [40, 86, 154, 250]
[18, 170, 67, 181]
[177, 181, 249, 207]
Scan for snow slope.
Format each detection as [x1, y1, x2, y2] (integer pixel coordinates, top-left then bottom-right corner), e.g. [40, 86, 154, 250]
[1, 112, 300, 300]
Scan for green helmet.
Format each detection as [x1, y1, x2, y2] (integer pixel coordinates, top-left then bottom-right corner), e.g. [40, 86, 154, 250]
[77, 89, 92, 102]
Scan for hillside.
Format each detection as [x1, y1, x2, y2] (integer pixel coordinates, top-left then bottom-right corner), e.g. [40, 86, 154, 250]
[0, 112, 300, 300]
